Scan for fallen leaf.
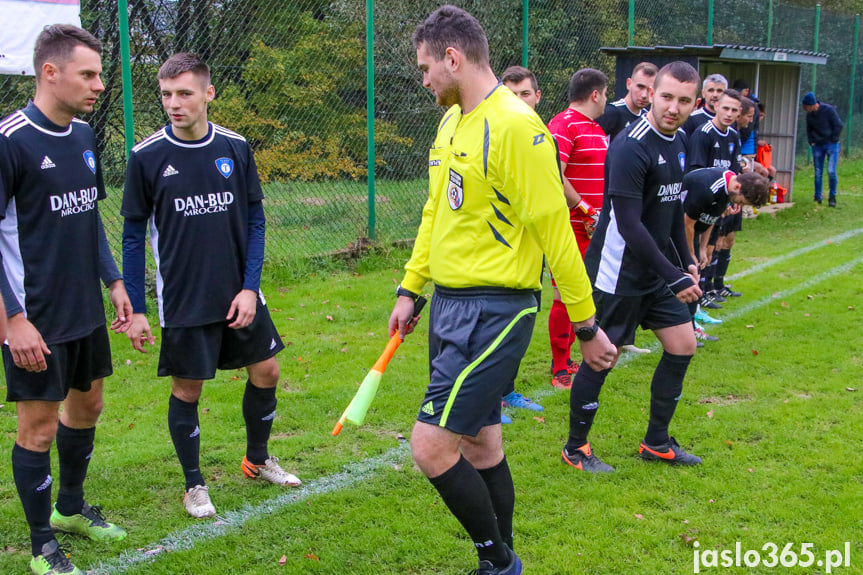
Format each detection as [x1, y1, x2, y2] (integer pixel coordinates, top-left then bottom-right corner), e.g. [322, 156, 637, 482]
[804, 313, 810, 317]
[781, 301, 788, 307]
[634, 513, 644, 520]
[774, 312, 780, 315]
[846, 387, 857, 392]
[299, 304, 305, 307]
[709, 499, 715, 503]
[305, 550, 320, 561]
[680, 534, 697, 546]
[746, 325, 754, 328]
[849, 306, 855, 310]
[202, 408, 210, 414]
[128, 423, 135, 430]
[340, 347, 348, 353]
[231, 376, 241, 380]
[748, 468, 754, 473]
[752, 349, 759, 355]
[125, 359, 132, 365]
[326, 315, 334, 321]
[533, 416, 545, 423]
[279, 555, 287, 566]
[807, 294, 814, 299]
[683, 520, 689, 524]
[706, 410, 714, 419]
[724, 440, 733, 448]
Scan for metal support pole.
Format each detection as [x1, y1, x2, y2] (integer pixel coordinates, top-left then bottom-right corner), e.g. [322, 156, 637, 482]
[846, 14, 859, 157]
[118, 0, 134, 158]
[366, 0, 376, 240]
[522, 0, 529, 67]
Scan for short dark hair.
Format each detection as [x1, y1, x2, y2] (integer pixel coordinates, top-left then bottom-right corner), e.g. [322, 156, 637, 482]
[413, 5, 489, 65]
[654, 61, 700, 91]
[501, 66, 538, 92]
[740, 97, 755, 115]
[33, 24, 101, 80]
[737, 172, 770, 207]
[632, 62, 658, 78]
[732, 79, 749, 91]
[568, 68, 608, 103]
[158, 52, 211, 84]
[720, 88, 742, 103]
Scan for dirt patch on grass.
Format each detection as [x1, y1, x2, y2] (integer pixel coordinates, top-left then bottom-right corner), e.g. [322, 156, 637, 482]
[698, 394, 752, 406]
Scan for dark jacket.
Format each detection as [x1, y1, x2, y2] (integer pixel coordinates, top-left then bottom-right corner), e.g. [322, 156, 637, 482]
[806, 102, 844, 146]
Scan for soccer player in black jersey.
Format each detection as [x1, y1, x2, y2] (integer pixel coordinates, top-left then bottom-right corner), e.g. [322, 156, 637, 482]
[122, 53, 299, 520]
[596, 62, 657, 140]
[687, 89, 745, 314]
[0, 25, 132, 575]
[562, 61, 705, 473]
[682, 73, 727, 136]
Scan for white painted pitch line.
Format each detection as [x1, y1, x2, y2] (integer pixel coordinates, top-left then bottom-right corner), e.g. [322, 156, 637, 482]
[727, 226, 863, 281]
[91, 237, 863, 572]
[86, 443, 411, 575]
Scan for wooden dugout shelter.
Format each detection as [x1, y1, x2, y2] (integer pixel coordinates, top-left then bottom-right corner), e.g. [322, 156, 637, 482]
[601, 44, 829, 200]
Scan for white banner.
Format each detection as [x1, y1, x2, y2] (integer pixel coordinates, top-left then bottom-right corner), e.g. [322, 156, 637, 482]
[0, 0, 81, 76]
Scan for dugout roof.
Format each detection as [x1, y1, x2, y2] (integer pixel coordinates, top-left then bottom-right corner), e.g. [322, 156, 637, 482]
[600, 44, 828, 66]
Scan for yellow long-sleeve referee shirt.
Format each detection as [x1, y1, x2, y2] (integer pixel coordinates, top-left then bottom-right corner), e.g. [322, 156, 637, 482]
[401, 85, 595, 322]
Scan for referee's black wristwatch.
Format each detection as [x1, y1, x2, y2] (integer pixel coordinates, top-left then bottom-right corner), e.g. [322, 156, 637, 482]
[396, 284, 419, 300]
[574, 321, 599, 342]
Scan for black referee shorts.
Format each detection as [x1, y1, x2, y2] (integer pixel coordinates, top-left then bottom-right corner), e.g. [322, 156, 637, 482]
[418, 286, 537, 437]
[594, 287, 691, 347]
[4, 325, 113, 402]
[158, 298, 285, 380]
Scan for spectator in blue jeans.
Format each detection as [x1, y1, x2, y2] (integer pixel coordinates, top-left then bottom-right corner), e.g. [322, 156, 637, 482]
[802, 91, 843, 207]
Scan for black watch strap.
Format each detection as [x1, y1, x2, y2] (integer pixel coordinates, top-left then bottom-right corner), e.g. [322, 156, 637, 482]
[396, 285, 419, 300]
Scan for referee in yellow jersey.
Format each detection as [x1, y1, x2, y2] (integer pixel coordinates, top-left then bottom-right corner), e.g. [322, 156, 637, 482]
[388, 6, 617, 574]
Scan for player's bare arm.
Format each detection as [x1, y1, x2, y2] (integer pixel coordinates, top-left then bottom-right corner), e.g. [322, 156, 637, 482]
[6, 313, 51, 372]
[127, 313, 155, 353]
[388, 295, 421, 340]
[108, 279, 133, 333]
[560, 161, 582, 208]
[226, 288, 258, 329]
[572, 316, 618, 371]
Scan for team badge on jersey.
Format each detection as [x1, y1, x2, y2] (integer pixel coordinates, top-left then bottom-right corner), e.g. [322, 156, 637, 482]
[215, 157, 234, 179]
[83, 150, 96, 174]
[729, 142, 735, 154]
[678, 152, 686, 170]
[447, 168, 464, 210]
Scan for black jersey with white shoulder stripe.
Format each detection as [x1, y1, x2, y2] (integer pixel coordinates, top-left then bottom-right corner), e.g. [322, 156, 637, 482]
[586, 116, 688, 295]
[682, 107, 716, 136]
[686, 120, 741, 173]
[121, 123, 264, 328]
[596, 98, 645, 140]
[682, 167, 732, 233]
[0, 102, 107, 344]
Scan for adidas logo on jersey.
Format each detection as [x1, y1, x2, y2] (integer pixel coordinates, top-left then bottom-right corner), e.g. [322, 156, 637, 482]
[713, 142, 720, 148]
[421, 401, 435, 416]
[657, 154, 666, 165]
[40, 156, 56, 170]
[162, 164, 179, 177]
[270, 338, 277, 350]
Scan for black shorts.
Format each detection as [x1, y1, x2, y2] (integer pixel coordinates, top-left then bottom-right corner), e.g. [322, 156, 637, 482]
[418, 286, 537, 437]
[4, 325, 112, 402]
[594, 287, 692, 347]
[158, 298, 285, 380]
[719, 212, 743, 236]
[707, 224, 720, 247]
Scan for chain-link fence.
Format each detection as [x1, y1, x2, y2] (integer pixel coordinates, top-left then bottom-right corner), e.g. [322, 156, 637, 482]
[1, 0, 861, 264]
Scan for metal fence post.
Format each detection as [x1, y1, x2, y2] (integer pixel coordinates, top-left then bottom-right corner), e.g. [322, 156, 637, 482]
[847, 14, 859, 157]
[629, 0, 635, 46]
[767, 0, 773, 48]
[118, 0, 134, 158]
[707, 0, 714, 45]
[522, 0, 529, 67]
[366, 0, 376, 241]
[814, 4, 821, 91]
